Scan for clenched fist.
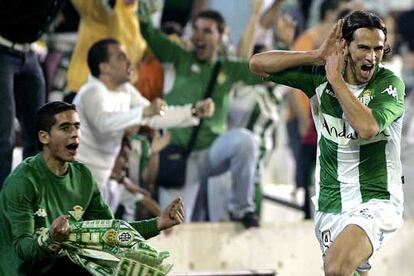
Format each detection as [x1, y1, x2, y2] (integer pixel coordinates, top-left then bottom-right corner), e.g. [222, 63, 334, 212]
[143, 98, 167, 117]
[49, 215, 70, 242]
[192, 98, 215, 118]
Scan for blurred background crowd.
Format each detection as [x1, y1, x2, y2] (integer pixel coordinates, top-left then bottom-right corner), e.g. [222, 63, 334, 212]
[3, 0, 414, 226]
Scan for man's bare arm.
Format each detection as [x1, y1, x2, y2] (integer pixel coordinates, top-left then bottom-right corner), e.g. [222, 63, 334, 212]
[249, 49, 322, 76]
[249, 20, 344, 76]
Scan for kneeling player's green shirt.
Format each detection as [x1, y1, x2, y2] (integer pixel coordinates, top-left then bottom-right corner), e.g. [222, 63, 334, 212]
[267, 65, 405, 213]
[0, 154, 159, 275]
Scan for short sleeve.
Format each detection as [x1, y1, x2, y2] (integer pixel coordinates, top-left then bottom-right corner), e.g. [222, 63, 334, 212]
[368, 74, 405, 132]
[265, 65, 327, 98]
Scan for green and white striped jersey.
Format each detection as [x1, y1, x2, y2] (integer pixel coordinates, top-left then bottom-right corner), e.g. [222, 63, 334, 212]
[228, 83, 281, 157]
[268, 65, 405, 213]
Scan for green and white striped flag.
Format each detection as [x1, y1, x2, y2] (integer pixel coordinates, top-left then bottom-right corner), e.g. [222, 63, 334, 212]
[62, 219, 172, 276]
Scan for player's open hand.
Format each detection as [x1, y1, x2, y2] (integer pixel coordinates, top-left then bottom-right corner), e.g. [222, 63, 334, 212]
[325, 40, 346, 84]
[317, 19, 344, 64]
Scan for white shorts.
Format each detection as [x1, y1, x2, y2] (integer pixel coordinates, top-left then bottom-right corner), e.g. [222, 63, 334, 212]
[315, 199, 403, 272]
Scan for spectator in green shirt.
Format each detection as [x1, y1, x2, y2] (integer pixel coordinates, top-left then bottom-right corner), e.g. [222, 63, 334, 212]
[140, 8, 265, 228]
[0, 101, 184, 275]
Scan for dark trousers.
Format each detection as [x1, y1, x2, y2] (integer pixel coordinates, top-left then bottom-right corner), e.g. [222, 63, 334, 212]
[26, 256, 89, 276]
[297, 144, 317, 219]
[0, 46, 45, 187]
[286, 119, 302, 188]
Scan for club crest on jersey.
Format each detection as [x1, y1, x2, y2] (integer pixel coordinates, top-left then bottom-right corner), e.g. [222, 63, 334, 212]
[359, 90, 373, 106]
[217, 71, 226, 84]
[191, 63, 200, 73]
[34, 208, 47, 217]
[69, 205, 85, 221]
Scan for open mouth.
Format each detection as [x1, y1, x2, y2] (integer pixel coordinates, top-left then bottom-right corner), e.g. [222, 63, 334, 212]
[360, 64, 374, 79]
[66, 143, 79, 152]
[195, 42, 206, 52]
[361, 64, 373, 71]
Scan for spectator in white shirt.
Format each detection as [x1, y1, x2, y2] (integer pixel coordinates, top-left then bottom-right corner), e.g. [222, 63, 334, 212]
[73, 38, 214, 200]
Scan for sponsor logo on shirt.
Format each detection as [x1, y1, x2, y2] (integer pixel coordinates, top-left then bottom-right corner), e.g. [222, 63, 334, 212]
[322, 117, 359, 140]
[69, 205, 85, 221]
[381, 85, 398, 99]
[34, 208, 47, 217]
[325, 88, 336, 98]
[321, 116, 390, 142]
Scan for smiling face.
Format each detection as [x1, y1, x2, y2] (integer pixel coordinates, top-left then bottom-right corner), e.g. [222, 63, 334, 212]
[39, 110, 81, 163]
[344, 27, 386, 85]
[191, 17, 222, 61]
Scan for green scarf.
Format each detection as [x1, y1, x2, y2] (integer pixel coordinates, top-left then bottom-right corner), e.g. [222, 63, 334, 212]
[61, 219, 172, 276]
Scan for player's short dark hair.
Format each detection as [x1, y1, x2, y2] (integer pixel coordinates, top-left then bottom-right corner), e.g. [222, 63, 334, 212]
[87, 38, 119, 78]
[193, 10, 226, 34]
[35, 101, 77, 151]
[342, 10, 390, 58]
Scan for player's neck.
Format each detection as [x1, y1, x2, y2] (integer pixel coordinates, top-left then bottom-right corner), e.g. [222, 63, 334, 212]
[41, 151, 69, 176]
[344, 65, 359, 85]
[99, 75, 123, 91]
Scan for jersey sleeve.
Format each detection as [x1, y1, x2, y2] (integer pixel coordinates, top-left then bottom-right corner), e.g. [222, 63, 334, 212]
[77, 84, 143, 134]
[265, 65, 326, 98]
[72, 0, 111, 21]
[129, 84, 151, 108]
[79, 82, 197, 134]
[368, 74, 405, 132]
[140, 20, 190, 64]
[140, 104, 198, 128]
[3, 176, 53, 261]
[128, 218, 160, 240]
[224, 58, 264, 85]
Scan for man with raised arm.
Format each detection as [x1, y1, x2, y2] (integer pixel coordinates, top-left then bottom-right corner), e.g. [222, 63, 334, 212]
[73, 39, 214, 196]
[139, 7, 264, 227]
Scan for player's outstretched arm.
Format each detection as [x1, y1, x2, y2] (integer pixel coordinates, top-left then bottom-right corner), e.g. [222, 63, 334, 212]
[249, 20, 344, 77]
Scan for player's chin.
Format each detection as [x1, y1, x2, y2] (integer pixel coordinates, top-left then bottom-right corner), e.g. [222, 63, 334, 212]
[358, 74, 372, 84]
[65, 156, 76, 162]
[356, 71, 373, 84]
[64, 152, 77, 161]
[196, 51, 209, 61]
